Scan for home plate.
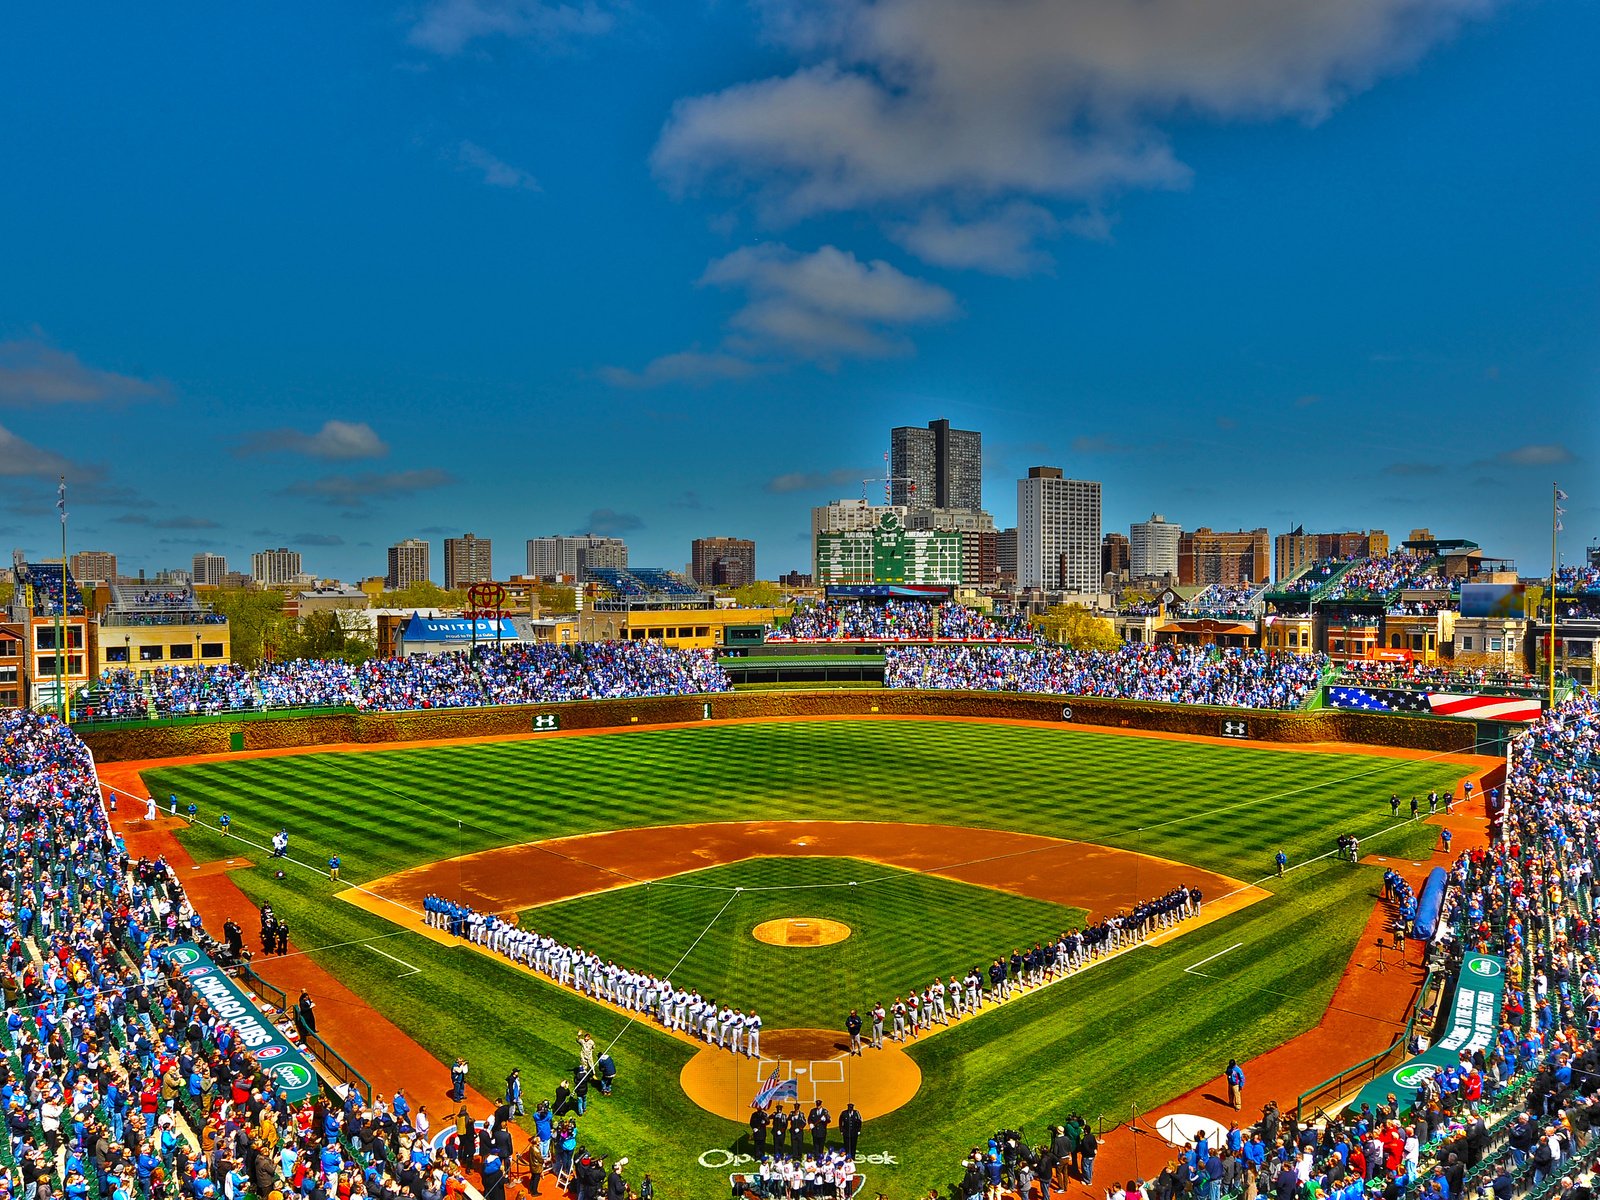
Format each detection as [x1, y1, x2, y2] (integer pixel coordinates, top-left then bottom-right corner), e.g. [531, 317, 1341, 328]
[1155, 1114, 1227, 1147]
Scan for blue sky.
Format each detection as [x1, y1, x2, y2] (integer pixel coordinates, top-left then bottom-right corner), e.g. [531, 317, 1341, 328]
[0, 0, 1595, 582]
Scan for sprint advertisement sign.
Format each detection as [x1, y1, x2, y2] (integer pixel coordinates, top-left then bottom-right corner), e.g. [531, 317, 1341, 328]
[1351, 953, 1504, 1113]
[158, 943, 321, 1101]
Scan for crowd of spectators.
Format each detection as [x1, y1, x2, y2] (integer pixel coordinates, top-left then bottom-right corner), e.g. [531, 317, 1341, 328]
[0, 706, 657, 1200]
[1324, 552, 1442, 602]
[1337, 661, 1544, 692]
[770, 601, 1034, 643]
[885, 645, 1327, 709]
[1555, 566, 1600, 596]
[1182, 586, 1263, 620]
[78, 644, 731, 719]
[1273, 558, 1349, 596]
[25, 566, 86, 617]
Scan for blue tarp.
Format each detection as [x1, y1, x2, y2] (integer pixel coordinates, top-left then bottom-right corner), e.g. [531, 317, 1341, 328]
[1413, 866, 1448, 941]
[400, 617, 520, 642]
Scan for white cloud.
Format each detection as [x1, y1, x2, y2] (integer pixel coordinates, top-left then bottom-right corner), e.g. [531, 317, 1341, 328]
[0, 338, 165, 406]
[598, 351, 762, 389]
[1498, 444, 1575, 467]
[0, 423, 84, 477]
[705, 243, 956, 359]
[655, 0, 1492, 231]
[457, 141, 541, 192]
[236, 420, 390, 461]
[890, 202, 1062, 276]
[406, 0, 613, 55]
[602, 244, 956, 385]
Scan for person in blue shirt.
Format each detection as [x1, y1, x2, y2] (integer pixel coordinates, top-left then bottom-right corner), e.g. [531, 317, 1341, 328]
[328, 854, 341, 881]
[1226, 1059, 1246, 1109]
[218, 812, 231, 837]
[1275, 850, 1288, 877]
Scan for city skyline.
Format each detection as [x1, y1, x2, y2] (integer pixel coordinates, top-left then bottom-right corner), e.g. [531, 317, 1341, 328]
[0, 3, 1594, 581]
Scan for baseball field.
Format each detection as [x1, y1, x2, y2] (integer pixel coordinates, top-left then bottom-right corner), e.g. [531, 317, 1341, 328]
[142, 717, 1473, 1197]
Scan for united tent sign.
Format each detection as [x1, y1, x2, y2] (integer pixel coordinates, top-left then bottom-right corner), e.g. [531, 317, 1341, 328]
[1350, 952, 1505, 1113]
[158, 942, 321, 1101]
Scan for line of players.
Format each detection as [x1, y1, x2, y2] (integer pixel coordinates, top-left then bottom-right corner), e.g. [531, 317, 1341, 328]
[422, 883, 1201, 1056]
[422, 894, 766, 1055]
[854, 885, 1204, 1046]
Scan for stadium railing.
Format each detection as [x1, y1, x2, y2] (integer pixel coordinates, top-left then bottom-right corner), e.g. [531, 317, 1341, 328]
[302, 1027, 374, 1106]
[1293, 961, 1437, 1120]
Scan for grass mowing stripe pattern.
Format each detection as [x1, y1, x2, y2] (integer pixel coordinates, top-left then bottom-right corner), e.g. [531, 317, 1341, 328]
[151, 719, 1461, 1198]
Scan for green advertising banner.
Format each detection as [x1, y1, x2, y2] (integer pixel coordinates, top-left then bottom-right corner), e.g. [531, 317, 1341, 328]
[159, 942, 321, 1102]
[1351, 952, 1505, 1113]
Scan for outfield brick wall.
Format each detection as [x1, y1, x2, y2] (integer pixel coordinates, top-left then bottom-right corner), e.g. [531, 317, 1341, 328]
[79, 689, 1480, 762]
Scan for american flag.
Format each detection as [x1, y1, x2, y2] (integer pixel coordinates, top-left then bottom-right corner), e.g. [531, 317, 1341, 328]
[1329, 686, 1541, 723]
[1328, 686, 1431, 713]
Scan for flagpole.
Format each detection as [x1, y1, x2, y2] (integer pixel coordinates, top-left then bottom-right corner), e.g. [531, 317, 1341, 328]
[57, 475, 67, 723]
[1548, 481, 1558, 703]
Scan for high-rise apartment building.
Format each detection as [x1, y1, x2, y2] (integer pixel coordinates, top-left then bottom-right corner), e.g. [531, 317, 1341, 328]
[68, 551, 116, 585]
[386, 538, 431, 590]
[1130, 513, 1182, 579]
[1273, 528, 1390, 582]
[997, 528, 1019, 580]
[1178, 528, 1270, 587]
[690, 537, 756, 587]
[1101, 533, 1130, 580]
[443, 533, 493, 591]
[1016, 467, 1102, 592]
[526, 535, 629, 581]
[890, 418, 982, 511]
[191, 553, 227, 587]
[251, 547, 302, 586]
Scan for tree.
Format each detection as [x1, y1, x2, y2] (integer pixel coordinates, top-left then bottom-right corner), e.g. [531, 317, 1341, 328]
[537, 585, 576, 614]
[1033, 603, 1122, 650]
[206, 588, 292, 668]
[278, 610, 376, 664]
[377, 581, 470, 611]
[731, 581, 783, 608]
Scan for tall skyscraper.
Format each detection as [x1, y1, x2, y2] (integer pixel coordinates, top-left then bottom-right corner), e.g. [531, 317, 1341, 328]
[443, 533, 493, 590]
[690, 537, 756, 587]
[191, 553, 227, 587]
[1129, 513, 1182, 578]
[890, 418, 982, 511]
[386, 538, 431, 590]
[250, 547, 302, 586]
[1016, 467, 1101, 592]
[68, 551, 116, 585]
[526, 535, 629, 580]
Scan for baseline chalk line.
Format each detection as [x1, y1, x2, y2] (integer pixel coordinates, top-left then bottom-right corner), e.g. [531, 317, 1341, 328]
[1184, 942, 1244, 977]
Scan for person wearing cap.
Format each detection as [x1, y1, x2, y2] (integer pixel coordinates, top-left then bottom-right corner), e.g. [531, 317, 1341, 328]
[605, 1158, 626, 1200]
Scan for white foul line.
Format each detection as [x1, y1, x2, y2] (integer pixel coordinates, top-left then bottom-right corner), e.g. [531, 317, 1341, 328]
[1184, 942, 1244, 977]
[364, 943, 422, 977]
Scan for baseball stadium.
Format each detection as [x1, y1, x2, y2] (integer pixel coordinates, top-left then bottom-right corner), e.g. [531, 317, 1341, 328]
[8, 566, 1595, 1200]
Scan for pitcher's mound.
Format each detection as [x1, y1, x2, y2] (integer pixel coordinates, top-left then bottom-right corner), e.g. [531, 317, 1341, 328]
[680, 1028, 921, 1122]
[752, 918, 851, 947]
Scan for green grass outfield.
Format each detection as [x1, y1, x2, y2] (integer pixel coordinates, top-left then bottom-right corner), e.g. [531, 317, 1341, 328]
[151, 718, 1468, 1198]
[524, 856, 1089, 1029]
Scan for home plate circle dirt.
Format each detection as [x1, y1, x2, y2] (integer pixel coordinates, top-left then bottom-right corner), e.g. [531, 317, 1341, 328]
[679, 1028, 921, 1122]
[752, 918, 851, 947]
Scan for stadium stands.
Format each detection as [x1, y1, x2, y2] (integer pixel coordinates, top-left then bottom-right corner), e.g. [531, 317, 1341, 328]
[0, 707, 621, 1200]
[587, 567, 704, 602]
[770, 600, 1034, 643]
[884, 644, 1326, 709]
[1180, 584, 1265, 621]
[1323, 550, 1445, 603]
[15, 560, 86, 616]
[80, 643, 733, 718]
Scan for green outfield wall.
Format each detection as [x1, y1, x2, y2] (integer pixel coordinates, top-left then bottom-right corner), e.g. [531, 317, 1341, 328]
[78, 688, 1495, 762]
